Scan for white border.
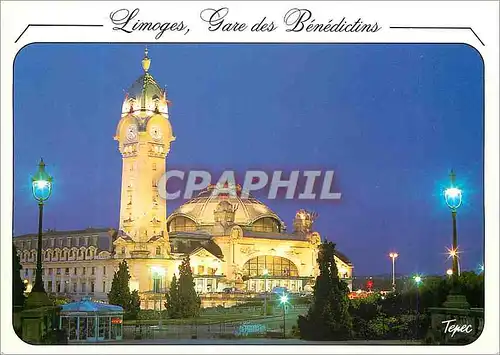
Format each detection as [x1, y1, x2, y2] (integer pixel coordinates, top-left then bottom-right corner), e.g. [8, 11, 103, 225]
[1, 1, 498, 354]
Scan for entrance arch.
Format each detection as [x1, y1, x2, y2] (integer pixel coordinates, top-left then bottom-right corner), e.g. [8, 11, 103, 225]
[242, 255, 298, 277]
[241, 255, 303, 293]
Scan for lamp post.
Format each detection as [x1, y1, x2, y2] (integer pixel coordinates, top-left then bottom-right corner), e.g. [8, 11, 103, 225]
[444, 170, 462, 283]
[442, 171, 470, 309]
[262, 269, 269, 316]
[279, 293, 289, 339]
[389, 252, 399, 292]
[31, 158, 53, 293]
[413, 275, 422, 339]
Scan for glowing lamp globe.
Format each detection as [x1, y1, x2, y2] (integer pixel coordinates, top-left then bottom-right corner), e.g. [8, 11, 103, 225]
[444, 187, 462, 210]
[413, 275, 422, 285]
[31, 158, 53, 203]
[280, 294, 289, 304]
[444, 170, 462, 210]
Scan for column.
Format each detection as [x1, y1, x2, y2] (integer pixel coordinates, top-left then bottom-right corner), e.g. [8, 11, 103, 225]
[76, 316, 80, 341]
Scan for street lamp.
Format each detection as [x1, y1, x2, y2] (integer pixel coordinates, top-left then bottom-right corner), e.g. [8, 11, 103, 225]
[389, 252, 399, 292]
[31, 158, 53, 293]
[444, 170, 462, 282]
[413, 274, 422, 339]
[446, 247, 461, 276]
[446, 269, 453, 277]
[279, 293, 289, 339]
[262, 269, 269, 316]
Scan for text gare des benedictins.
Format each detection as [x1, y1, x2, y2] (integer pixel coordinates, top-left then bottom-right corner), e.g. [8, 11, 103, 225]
[109, 8, 381, 40]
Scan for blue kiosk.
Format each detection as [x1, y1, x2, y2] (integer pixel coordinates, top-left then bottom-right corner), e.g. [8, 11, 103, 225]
[60, 298, 124, 342]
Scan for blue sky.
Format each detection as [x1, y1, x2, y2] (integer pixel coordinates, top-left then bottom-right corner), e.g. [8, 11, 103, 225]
[13, 43, 484, 276]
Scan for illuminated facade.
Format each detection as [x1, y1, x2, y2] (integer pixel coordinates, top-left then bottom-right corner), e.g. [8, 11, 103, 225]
[15, 50, 353, 309]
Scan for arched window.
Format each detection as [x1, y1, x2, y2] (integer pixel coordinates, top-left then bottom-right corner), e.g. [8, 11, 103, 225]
[168, 216, 197, 232]
[251, 217, 281, 233]
[242, 256, 298, 277]
[155, 246, 161, 256]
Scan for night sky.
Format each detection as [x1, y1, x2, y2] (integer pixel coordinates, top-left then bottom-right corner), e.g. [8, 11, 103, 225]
[13, 44, 484, 277]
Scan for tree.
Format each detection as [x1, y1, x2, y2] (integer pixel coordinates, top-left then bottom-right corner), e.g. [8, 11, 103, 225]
[165, 274, 181, 318]
[12, 244, 26, 310]
[108, 260, 131, 311]
[129, 290, 141, 320]
[298, 241, 353, 340]
[177, 255, 201, 318]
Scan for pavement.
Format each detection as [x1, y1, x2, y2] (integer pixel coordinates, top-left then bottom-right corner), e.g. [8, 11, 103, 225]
[116, 338, 422, 345]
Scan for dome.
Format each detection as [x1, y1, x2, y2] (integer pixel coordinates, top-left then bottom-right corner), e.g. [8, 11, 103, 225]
[121, 48, 169, 116]
[167, 185, 286, 232]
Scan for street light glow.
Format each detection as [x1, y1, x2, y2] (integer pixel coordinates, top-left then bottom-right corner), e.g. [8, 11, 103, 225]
[389, 252, 399, 259]
[446, 269, 453, 276]
[413, 275, 422, 285]
[445, 246, 460, 259]
[31, 158, 53, 203]
[444, 171, 463, 210]
[280, 294, 289, 304]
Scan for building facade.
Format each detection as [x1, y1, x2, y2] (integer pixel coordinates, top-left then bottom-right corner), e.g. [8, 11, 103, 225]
[15, 50, 353, 309]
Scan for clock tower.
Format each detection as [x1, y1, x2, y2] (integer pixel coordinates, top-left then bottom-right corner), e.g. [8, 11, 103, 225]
[114, 49, 175, 249]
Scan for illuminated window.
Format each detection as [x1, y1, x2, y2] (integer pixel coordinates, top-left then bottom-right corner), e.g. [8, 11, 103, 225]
[168, 216, 197, 232]
[251, 217, 281, 233]
[155, 246, 161, 256]
[242, 256, 298, 277]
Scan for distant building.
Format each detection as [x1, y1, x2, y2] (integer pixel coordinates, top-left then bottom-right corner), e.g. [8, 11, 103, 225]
[14, 49, 353, 309]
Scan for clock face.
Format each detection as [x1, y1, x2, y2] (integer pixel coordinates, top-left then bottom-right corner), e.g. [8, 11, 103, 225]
[126, 124, 138, 141]
[150, 125, 162, 141]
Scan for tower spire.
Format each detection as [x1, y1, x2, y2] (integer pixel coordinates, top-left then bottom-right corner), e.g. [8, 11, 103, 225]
[142, 47, 151, 72]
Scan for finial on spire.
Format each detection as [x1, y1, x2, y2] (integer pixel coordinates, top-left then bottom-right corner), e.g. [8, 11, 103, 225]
[449, 169, 456, 184]
[142, 47, 151, 72]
